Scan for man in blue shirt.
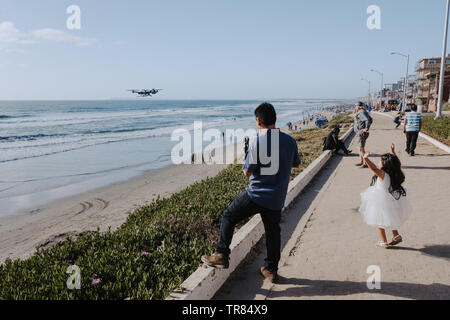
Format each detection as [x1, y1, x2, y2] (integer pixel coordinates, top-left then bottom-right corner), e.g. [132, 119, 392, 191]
[404, 104, 422, 156]
[202, 103, 301, 282]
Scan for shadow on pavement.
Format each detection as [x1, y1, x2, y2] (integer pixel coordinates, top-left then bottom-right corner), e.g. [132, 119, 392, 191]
[268, 277, 450, 300]
[402, 166, 450, 170]
[389, 244, 450, 261]
[415, 153, 450, 157]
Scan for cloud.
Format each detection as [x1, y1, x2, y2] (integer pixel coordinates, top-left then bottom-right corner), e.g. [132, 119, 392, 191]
[31, 28, 96, 46]
[0, 21, 96, 48]
[0, 21, 30, 44]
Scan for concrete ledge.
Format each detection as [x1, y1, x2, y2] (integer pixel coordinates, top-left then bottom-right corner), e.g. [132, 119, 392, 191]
[419, 132, 450, 154]
[375, 112, 450, 154]
[166, 126, 354, 300]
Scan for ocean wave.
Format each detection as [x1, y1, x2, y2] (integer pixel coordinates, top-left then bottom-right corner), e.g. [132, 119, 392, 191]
[0, 133, 69, 142]
[0, 101, 315, 163]
[0, 114, 30, 119]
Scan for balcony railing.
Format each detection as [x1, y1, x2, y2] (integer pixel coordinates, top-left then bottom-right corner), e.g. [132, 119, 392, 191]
[415, 61, 439, 72]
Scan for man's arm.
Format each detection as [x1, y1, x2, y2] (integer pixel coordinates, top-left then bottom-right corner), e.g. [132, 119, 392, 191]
[332, 133, 338, 145]
[359, 112, 369, 132]
[242, 139, 258, 178]
[243, 170, 252, 178]
[292, 142, 301, 169]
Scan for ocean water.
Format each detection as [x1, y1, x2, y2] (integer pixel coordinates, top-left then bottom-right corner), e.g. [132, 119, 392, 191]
[0, 100, 328, 217]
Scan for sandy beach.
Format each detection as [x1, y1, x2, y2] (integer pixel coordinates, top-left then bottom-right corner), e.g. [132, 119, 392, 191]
[0, 108, 340, 263]
[0, 163, 228, 262]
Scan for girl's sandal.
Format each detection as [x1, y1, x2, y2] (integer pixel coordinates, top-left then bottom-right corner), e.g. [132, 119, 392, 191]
[389, 235, 403, 246]
[376, 241, 390, 249]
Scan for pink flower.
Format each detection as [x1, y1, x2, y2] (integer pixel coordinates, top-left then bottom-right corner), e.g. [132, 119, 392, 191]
[187, 205, 192, 209]
[124, 297, 132, 300]
[196, 194, 201, 197]
[141, 251, 148, 256]
[92, 273, 97, 277]
[121, 247, 125, 252]
[92, 278, 101, 285]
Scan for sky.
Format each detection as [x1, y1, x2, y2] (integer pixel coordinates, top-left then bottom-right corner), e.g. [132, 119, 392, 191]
[0, 0, 448, 100]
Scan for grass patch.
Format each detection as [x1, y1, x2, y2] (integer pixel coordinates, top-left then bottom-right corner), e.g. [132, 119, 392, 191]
[422, 115, 450, 146]
[443, 102, 450, 111]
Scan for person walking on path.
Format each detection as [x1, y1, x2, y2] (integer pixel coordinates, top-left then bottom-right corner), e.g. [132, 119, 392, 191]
[359, 144, 413, 249]
[201, 103, 301, 283]
[404, 104, 422, 156]
[354, 102, 373, 168]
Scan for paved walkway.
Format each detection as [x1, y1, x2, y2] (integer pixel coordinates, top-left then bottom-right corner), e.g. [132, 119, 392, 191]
[215, 113, 450, 300]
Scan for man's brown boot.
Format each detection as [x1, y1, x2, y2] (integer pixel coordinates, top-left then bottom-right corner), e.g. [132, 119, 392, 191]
[260, 267, 278, 283]
[201, 253, 229, 269]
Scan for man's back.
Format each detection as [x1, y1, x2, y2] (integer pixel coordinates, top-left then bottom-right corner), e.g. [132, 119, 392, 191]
[405, 111, 422, 132]
[243, 130, 300, 211]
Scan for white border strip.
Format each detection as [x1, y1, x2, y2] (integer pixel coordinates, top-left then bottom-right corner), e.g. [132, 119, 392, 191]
[419, 132, 450, 154]
[166, 126, 354, 300]
[375, 112, 450, 154]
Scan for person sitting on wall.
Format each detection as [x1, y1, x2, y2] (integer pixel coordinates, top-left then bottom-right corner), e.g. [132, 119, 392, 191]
[323, 126, 352, 155]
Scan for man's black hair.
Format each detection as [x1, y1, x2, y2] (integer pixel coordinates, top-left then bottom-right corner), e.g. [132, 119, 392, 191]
[254, 102, 277, 126]
[411, 104, 418, 111]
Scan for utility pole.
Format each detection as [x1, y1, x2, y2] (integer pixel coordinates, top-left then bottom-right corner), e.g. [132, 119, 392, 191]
[371, 69, 384, 106]
[436, 0, 450, 119]
[361, 78, 371, 106]
[391, 52, 410, 112]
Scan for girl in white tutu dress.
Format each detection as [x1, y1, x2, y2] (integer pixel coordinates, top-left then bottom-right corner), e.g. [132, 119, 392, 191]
[359, 144, 413, 249]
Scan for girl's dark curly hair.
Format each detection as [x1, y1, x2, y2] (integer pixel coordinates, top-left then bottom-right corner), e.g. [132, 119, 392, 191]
[371, 153, 406, 200]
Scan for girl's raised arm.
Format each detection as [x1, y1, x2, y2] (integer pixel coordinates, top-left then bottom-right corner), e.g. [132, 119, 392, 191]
[390, 143, 397, 157]
[363, 152, 385, 180]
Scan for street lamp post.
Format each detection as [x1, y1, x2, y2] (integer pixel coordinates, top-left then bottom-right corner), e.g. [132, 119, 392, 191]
[391, 52, 410, 112]
[370, 69, 384, 106]
[361, 78, 371, 106]
[436, 0, 450, 119]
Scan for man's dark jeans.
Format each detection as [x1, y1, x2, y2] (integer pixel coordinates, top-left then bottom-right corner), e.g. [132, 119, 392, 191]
[406, 131, 419, 154]
[334, 140, 350, 154]
[216, 191, 281, 273]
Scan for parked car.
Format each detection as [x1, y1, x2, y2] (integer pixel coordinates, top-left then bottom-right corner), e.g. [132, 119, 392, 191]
[387, 100, 399, 111]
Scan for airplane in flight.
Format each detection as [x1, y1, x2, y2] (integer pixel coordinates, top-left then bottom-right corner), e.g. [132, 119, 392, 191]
[128, 89, 163, 97]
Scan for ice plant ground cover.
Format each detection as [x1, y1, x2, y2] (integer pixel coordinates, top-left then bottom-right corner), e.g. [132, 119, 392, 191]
[0, 113, 353, 300]
[422, 115, 450, 146]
